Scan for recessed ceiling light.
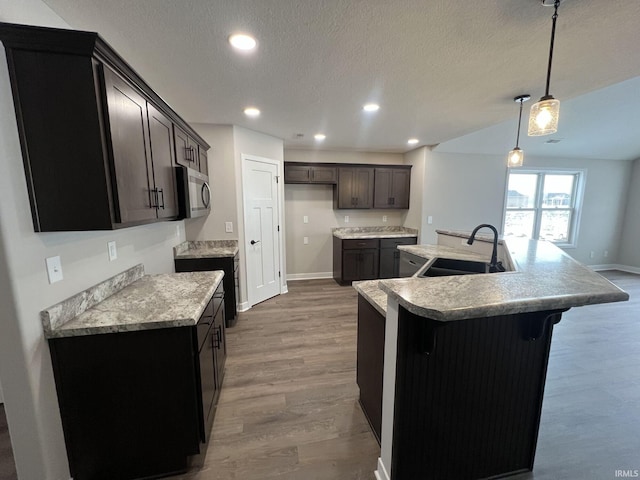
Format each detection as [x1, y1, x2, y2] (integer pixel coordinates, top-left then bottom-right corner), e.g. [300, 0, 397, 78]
[229, 34, 257, 51]
[244, 107, 260, 117]
[363, 103, 380, 112]
[314, 133, 326, 141]
[407, 138, 419, 145]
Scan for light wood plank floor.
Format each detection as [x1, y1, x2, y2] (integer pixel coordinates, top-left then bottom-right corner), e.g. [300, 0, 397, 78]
[169, 272, 640, 480]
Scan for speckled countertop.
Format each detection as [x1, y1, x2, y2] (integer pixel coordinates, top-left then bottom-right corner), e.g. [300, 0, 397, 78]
[41, 265, 224, 338]
[174, 240, 238, 259]
[376, 237, 628, 321]
[333, 226, 418, 239]
[354, 280, 388, 316]
[397, 244, 489, 263]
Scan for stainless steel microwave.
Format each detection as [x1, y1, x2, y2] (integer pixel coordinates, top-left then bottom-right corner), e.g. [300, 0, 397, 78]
[176, 166, 211, 218]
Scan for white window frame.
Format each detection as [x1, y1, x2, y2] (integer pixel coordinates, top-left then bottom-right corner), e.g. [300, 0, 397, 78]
[502, 167, 586, 249]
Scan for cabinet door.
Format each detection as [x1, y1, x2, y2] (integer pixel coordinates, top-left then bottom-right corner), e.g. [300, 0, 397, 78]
[147, 103, 179, 219]
[103, 67, 156, 224]
[198, 145, 208, 176]
[285, 164, 312, 183]
[390, 168, 410, 209]
[374, 168, 411, 209]
[213, 298, 227, 391]
[174, 124, 198, 169]
[311, 166, 337, 184]
[359, 249, 379, 279]
[379, 248, 399, 279]
[337, 167, 374, 208]
[342, 250, 361, 282]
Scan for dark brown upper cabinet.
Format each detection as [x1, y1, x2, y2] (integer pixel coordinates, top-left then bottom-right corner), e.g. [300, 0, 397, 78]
[336, 167, 375, 209]
[0, 22, 209, 231]
[284, 162, 337, 184]
[373, 166, 411, 209]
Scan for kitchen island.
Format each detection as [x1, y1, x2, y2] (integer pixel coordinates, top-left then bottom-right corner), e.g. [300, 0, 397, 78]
[354, 230, 629, 480]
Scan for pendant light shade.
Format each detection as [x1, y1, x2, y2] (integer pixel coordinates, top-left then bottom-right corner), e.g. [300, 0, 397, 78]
[528, 0, 562, 136]
[508, 95, 530, 168]
[508, 147, 524, 168]
[528, 96, 560, 136]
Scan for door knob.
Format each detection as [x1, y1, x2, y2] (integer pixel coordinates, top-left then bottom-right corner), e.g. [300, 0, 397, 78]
[250, 240, 260, 245]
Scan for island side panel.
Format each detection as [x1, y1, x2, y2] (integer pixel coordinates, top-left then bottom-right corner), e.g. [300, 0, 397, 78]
[390, 307, 563, 480]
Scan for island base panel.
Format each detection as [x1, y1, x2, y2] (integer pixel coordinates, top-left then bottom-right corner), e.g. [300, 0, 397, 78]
[391, 307, 564, 479]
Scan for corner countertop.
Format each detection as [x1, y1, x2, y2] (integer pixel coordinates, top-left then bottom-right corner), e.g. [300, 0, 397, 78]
[41, 264, 224, 338]
[332, 226, 418, 239]
[174, 240, 238, 259]
[354, 280, 388, 316]
[377, 236, 629, 322]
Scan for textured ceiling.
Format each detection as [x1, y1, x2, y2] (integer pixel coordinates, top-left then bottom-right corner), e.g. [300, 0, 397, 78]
[40, 0, 640, 157]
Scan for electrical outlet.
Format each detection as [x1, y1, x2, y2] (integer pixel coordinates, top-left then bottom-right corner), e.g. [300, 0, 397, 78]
[604, 250, 609, 258]
[382, 215, 387, 222]
[344, 215, 350, 223]
[303, 236, 309, 245]
[427, 216, 433, 225]
[590, 251, 595, 259]
[303, 215, 308, 224]
[176, 225, 180, 238]
[225, 222, 233, 233]
[45, 256, 63, 284]
[107, 241, 117, 261]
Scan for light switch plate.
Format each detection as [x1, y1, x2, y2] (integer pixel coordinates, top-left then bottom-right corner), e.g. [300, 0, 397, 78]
[344, 215, 350, 223]
[108, 241, 117, 261]
[303, 236, 309, 245]
[303, 215, 308, 224]
[225, 222, 233, 233]
[46, 256, 63, 284]
[427, 216, 433, 224]
[382, 215, 387, 222]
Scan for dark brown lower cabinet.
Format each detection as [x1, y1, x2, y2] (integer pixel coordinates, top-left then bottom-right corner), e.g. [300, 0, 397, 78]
[175, 254, 238, 327]
[390, 306, 565, 479]
[48, 285, 226, 480]
[356, 294, 385, 444]
[379, 237, 418, 278]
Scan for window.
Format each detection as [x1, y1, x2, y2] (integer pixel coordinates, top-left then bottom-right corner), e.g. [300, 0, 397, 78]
[503, 169, 585, 247]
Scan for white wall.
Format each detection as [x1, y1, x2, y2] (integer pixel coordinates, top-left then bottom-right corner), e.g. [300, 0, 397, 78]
[619, 158, 640, 268]
[184, 124, 238, 241]
[283, 150, 408, 278]
[424, 150, 632, 265]
[0, 4, 188, 479]
[402, 146, 427, 241]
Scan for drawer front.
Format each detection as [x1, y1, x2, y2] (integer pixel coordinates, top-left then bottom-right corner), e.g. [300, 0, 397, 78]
[197, 298, 214, 351]
[380, 237, 417, 249]
[212, 283, 224, 316]
[343, 238, 379, 250]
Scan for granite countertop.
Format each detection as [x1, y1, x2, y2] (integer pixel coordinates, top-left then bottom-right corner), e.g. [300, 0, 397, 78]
[397, 244, 489, 264]
[174, 240, 238, 259]
[41, 264, 224, 338]
[378, 236, 629, 322]
[353, 280, 387, 316]
[332, 226, 418, 240]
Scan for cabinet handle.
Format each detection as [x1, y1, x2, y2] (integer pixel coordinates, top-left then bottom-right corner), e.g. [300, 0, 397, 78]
[388, 197, 392, 205]
[391, 197, 395, 205]
[150, 188, 159, 209]
[213, 326, 222, 348]
[201, 182, 211, 207]
[191, 146, 196, 162]
[157, 188, 165, 209]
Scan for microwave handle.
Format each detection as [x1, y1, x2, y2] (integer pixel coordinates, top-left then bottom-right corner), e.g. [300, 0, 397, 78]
[201, 181, 211, 208]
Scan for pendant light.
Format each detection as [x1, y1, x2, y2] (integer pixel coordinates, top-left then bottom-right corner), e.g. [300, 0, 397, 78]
[508, 95, 530, 167]
[528, 0, 562, 136]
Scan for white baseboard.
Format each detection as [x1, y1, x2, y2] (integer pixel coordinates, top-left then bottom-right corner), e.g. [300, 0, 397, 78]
[589, 264, 640, 274]
[281, 284, 288, 294]
[286, 272, 333, 281]
[238, 301, 250, 312]
[375, 457, 390, 480]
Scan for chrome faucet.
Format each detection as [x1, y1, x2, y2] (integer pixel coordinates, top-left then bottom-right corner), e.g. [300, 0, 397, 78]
[467, 224, 505, 273]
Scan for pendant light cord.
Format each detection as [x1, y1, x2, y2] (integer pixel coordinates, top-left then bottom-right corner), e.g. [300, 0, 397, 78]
[544, 0, 560, 97]
[515, 99, 524, 148]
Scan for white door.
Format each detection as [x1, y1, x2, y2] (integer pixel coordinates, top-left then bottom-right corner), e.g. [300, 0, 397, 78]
[243, 157, 281, 306]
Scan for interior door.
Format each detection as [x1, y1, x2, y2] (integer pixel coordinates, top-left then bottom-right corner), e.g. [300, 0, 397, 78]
[243, 157, 281, 306]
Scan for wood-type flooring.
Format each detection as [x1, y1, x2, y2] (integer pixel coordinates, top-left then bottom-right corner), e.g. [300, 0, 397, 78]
[168, 271, 640, 480]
